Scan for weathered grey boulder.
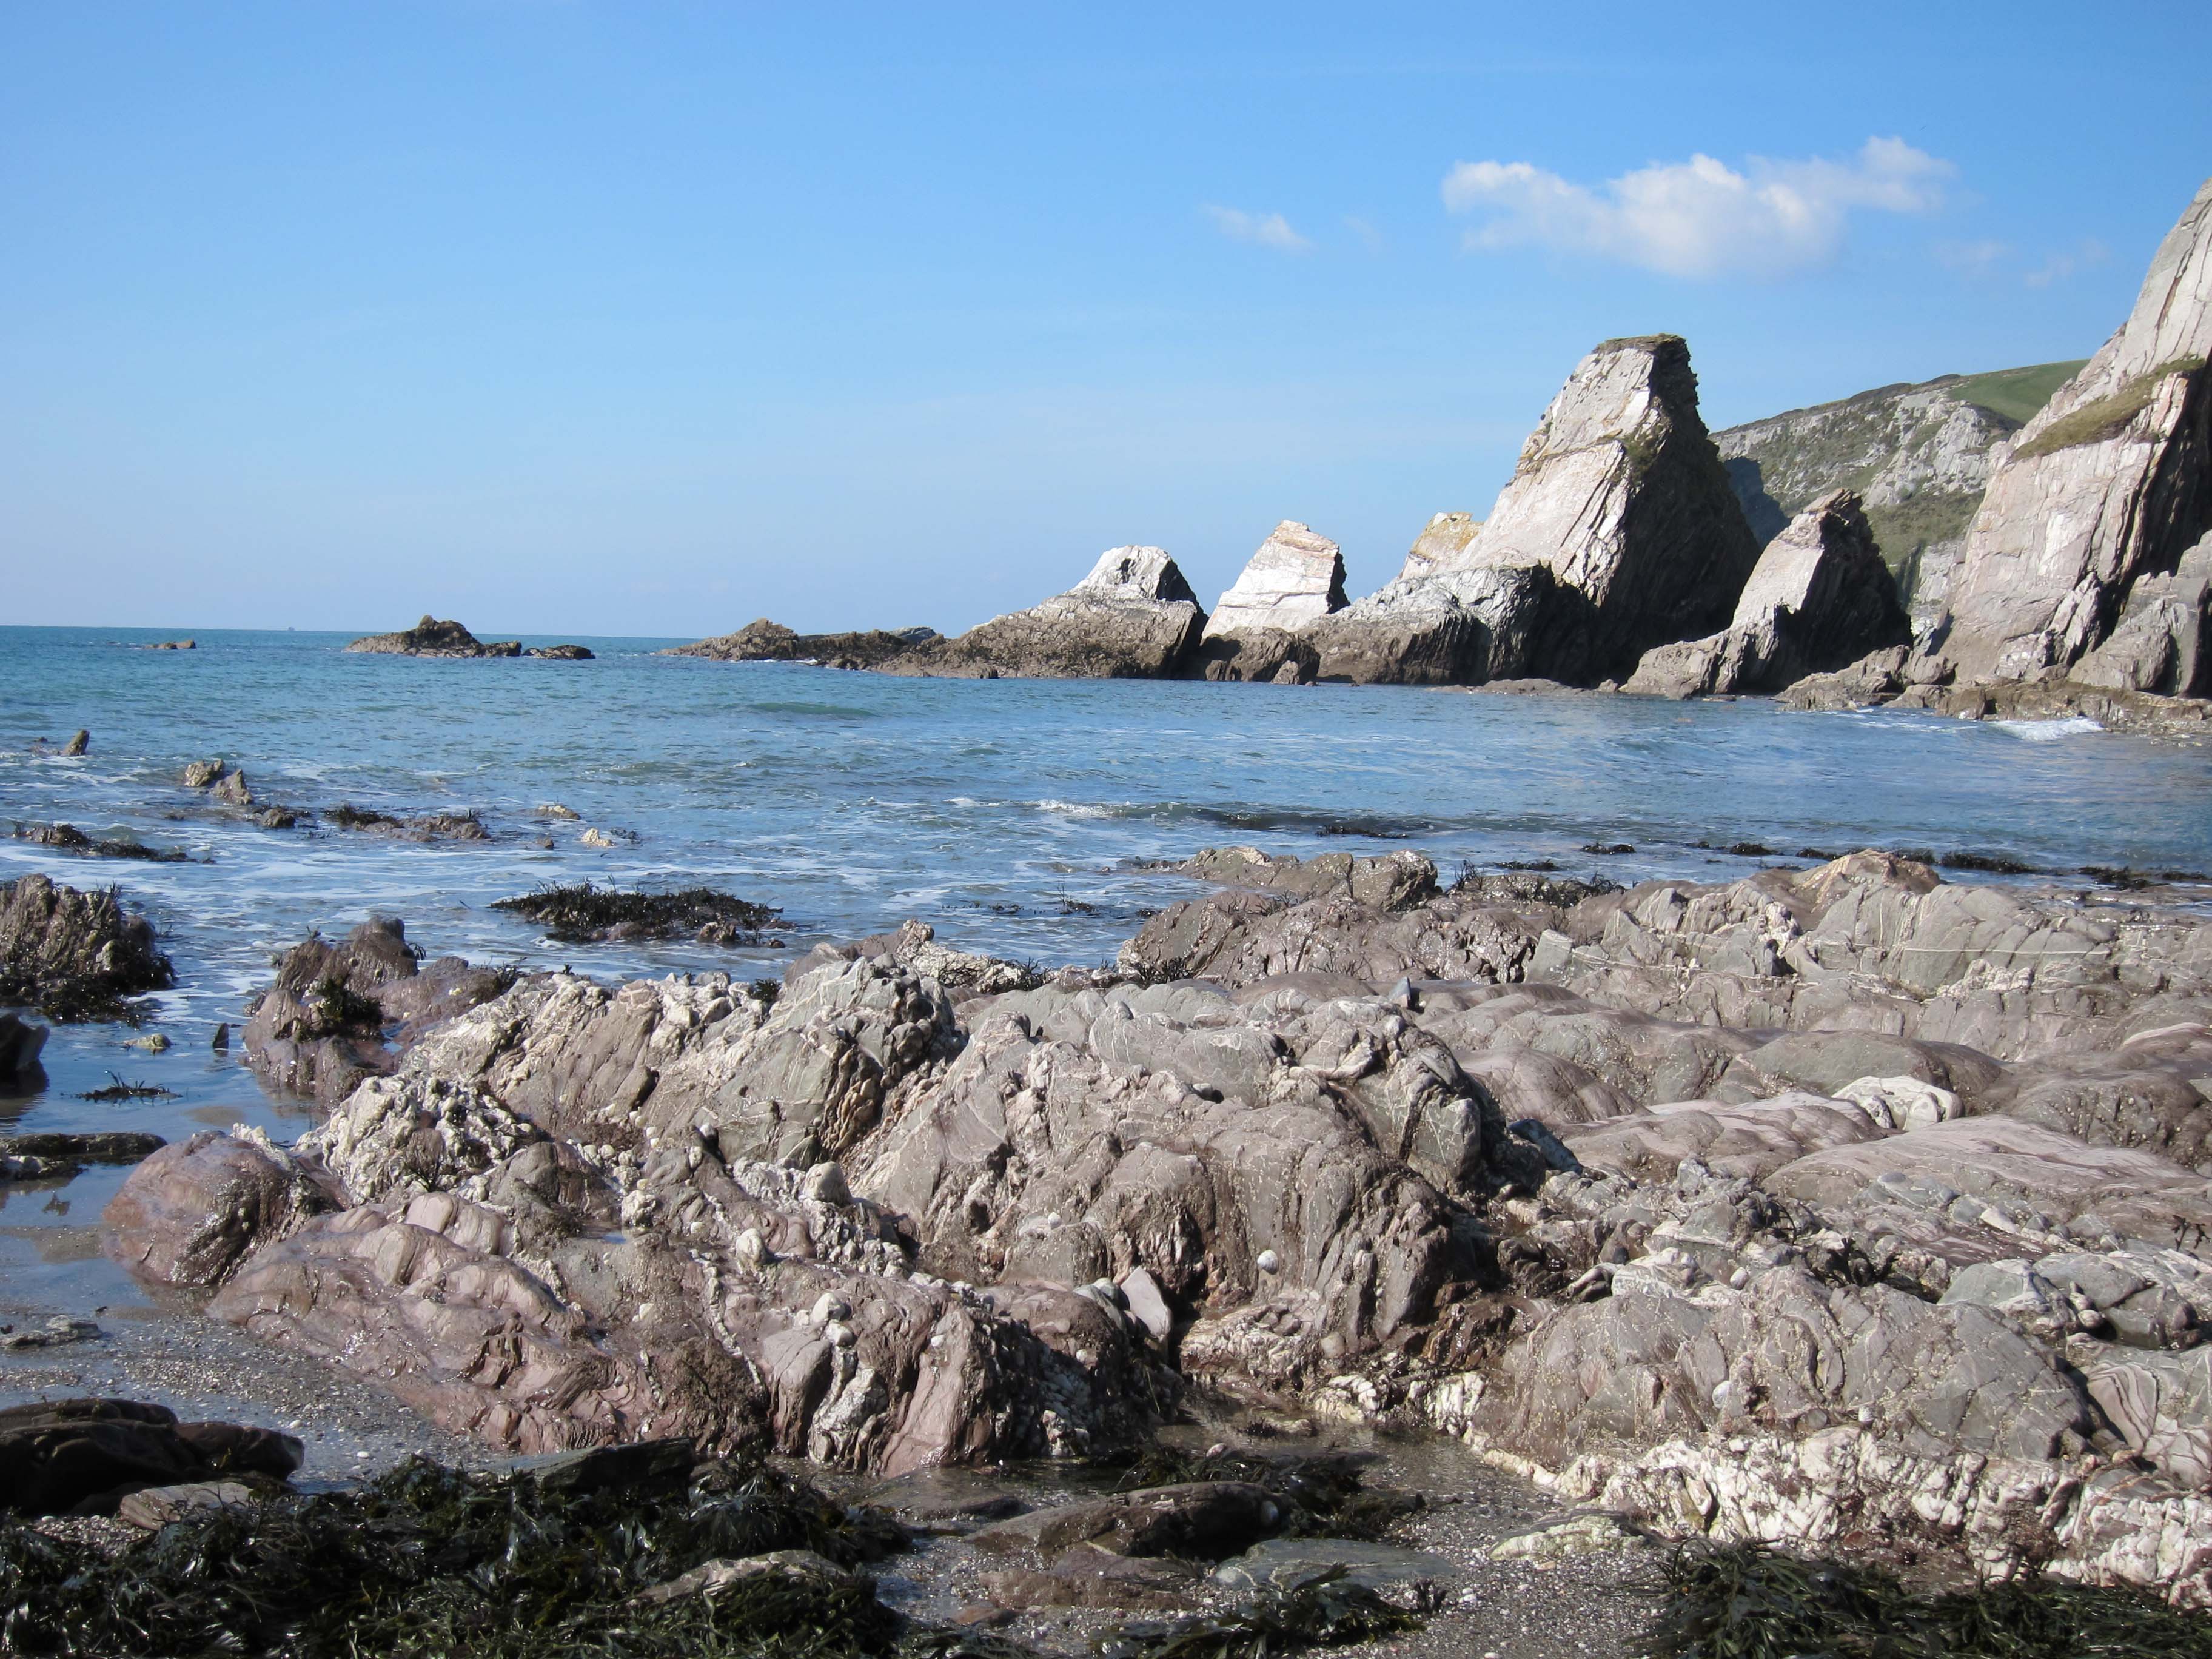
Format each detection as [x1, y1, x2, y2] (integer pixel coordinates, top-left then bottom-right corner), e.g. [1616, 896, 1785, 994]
[1941, 177, 2212, 683]
[1623, 491, 1908, 697]
[0, 874, 173, 1015]
[1434, 334, 1761, 682]
[900, 546, 1207, 680]
[1478, 1261, 2091, 1466]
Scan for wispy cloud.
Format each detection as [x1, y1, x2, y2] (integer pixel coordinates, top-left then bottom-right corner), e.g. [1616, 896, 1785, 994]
[1936, 238, 2011, 278]
[1441, 137, 1952, 280]
[1202, 204, 1313, 253]
[1342, 215, 1385, 252]
[2026, 237, 2110, 289]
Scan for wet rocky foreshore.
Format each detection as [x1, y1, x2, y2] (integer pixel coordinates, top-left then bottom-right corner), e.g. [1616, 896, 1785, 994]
[10, 825, 2212, 1651]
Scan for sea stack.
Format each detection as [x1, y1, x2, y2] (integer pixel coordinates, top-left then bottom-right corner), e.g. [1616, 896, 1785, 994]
[1939, 176, 2212, 688]
[1196, 521, 1349, 681]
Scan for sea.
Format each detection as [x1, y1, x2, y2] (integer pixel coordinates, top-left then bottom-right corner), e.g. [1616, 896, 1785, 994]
[4, 622, 2212, 1326]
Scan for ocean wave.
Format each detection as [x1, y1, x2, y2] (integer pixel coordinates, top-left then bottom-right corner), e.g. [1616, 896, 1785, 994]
[1991, 717, 2105, 742]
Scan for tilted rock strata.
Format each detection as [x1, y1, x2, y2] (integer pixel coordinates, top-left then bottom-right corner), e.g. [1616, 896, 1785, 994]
[1397, 512, 1481, 584]
[1437, 334, 1761, 682]
[1624, 490, 1908, 697]
[1942, 176, 2212, 686]
[1201, 524, 1348, 647]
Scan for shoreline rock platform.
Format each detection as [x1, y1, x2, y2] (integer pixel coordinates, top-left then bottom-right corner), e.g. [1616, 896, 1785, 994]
[87, 842, 2212, 1609]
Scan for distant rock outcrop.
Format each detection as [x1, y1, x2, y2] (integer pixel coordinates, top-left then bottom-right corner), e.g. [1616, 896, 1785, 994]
[346, 617, 593, 660]
[1624, 490, 1909, 698]
[1194, 523, 1347, 681]
[1714, 368, 2074, 626]
[895, 546, 1208, 679]
[1940, 177, 2212, 686]
[668, 619, 942, 670]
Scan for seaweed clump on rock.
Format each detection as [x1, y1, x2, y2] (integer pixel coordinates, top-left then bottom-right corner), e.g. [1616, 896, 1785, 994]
[0, 1445, 907, 1658]
[0, 874, 174, 1018]
[493, 882, 787, 945]
[1649, 1543, 2212, 1658]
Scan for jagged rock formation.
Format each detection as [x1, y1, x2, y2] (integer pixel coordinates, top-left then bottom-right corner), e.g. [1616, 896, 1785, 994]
[345, 617, 592, 659]
[1195, 524, 1348, 682]
[1714, 365, 2077, 623]
[1313, 335, 1760, 687]
[1940, 177, 2212, 686]
[240, 917, 515, 1108]
[1624, 491, 1909, 698]
[667, 620, 942, 671]
[0, 874, 173, 1016]
[1440, 335, 1760, 682]
[895, 546, 1208, 680]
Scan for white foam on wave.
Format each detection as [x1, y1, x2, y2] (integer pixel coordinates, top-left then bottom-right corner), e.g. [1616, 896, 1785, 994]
[1034, 799, 1118, 820]
[1991, 717, 2105, 742]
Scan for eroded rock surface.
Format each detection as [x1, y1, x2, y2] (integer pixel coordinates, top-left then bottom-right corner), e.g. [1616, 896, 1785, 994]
[99, 846, 2212, 1602]
[667, 619, 943, 671]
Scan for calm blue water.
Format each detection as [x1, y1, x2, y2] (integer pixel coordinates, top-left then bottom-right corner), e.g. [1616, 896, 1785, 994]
[3, 623, 2211, 1317]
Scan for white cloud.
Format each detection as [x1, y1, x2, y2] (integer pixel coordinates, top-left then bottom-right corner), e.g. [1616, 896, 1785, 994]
[1202, 204, 1313, 253]
[1440, 137, 1952, 280]
[1937, 238, 2011, 278]
[2025, 237, 2110, 289]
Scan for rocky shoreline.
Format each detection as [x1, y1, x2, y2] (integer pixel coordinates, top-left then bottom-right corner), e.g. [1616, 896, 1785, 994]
[668, 177, 2212, 742]
[0, 828, 2204, 1631]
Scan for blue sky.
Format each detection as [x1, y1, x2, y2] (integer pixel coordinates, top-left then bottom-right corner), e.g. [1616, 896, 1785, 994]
[4, 3, 2207, 634]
